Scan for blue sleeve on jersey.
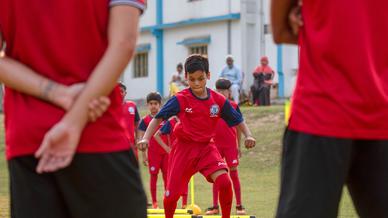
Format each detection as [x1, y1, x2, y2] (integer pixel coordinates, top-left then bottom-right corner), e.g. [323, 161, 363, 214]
[155, 96, 180, 120]
[159, 121, 172, 135]
[138, 119, 147, 131]
[221, 100, 244, 127]
[236, 105, 242, 116]
[134, 107, 141, 123]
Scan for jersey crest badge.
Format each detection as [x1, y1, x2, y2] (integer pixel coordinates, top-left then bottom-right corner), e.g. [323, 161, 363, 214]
[128, 107, 135, 114]
[210, 104, 220, 117]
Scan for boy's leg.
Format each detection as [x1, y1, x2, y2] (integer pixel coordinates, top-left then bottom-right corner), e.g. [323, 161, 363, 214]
[164, 143, 196, 218]
[148, 149, 162, 207]
[199, 143, 232, 218]
[346, 140, 388, 218]
[8, 156, 69, 218]
[181, 184, 188, 208]
[276, 129, 353, 218]
[212, 184, 219, 207]
[210, 170, 233, 218]
[55, 150, 147, 218]
[224, 146, 242, 206]
[161, 153, 169, 190]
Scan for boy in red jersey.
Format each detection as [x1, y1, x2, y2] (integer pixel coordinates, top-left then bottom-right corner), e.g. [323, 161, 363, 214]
[138, 54, 256, 218]
[138, 92, 170, 209]
[205, 78, 246, 216]
[0, 1, 147, 217]
[154, 116, 188, 209]
[272, 0, 388, 217]
[120, 82, 141, 158]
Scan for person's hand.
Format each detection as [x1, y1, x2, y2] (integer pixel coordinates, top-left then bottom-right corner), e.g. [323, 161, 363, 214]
[87, 97, 111, 122]
[35, 119, 82, 173]
[50, 83, 111, 122]
[288, 1, 303, 35]
[244, 136, 256, 149]
[164, 146, 172, 154]
[137, 138, 149, 151]
[141, 152, 148, 166]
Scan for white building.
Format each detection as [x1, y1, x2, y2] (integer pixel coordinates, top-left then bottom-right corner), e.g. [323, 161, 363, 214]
[123, 0, 299, 100]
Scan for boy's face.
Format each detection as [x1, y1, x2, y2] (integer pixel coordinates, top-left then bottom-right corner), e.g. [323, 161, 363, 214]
[120, 87, 126, 100]
[147, 100, 161, 115]
[216, 89, 231, 99]
[186, 70, 210, 96]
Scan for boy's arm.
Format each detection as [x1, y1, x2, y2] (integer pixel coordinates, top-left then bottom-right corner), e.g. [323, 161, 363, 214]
[0, 57, 83, 110]
[138, 96, 180, 150]
[237, 127, 242, 158]
[236, 122, 256, 149]
[35, 6, 141, 173]
[154, 130, 171, 153]
[221, 101, 256, 149]
[271, 0, 300, 44]
[137, 118, 163, 151]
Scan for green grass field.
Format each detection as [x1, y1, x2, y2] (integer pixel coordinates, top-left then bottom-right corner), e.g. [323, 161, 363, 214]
[0, 106, 358, 217]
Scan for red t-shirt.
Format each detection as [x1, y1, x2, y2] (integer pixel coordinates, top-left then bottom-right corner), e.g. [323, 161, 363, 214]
[155, 88, 243, 144]
[289, 1, 388, 139]
[0, 0, 146, 159]
[160, 117, 179, 146]
[138, 115, 169, 155]
[214, 101, 239, 149]
[122, 101, 140, 145]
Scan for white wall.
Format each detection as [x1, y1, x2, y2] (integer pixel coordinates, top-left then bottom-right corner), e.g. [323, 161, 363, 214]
[163, 21, 234, 95]
[164, 0, 241, 24]
[139, 0, 156, 27]
[123, 32, 157, 99]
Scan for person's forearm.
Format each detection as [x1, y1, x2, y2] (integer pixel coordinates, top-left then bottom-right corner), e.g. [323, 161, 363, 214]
[236, 122, 253, 138]
[237, 128, 242, 148]
[0, 57, 69, 106]
[62, 6, 140, 127]
[271, 0, 298, 44]
[143, 118, 163, 141]
[137, 130, 145, 142]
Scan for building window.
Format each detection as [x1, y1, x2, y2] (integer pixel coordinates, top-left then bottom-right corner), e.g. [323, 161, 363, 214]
[189, 45, 208, 55]
[133, 52, 148, 78]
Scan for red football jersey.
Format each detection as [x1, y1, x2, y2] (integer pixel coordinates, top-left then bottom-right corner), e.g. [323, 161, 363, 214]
[0, 0, 146, 159]
[155, 88, 243, 143]
[122, 101, 140, 145]
[160, 117, 179, 146]
[289, 1, 388, 139]
[139, 115, 169, 154]
[214, 101, 239, 148]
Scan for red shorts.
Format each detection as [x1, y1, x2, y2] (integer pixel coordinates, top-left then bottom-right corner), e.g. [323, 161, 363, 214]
[217, 146, 239, 168]
[165, 139, 227, 200]
[148, 148, 168, 175]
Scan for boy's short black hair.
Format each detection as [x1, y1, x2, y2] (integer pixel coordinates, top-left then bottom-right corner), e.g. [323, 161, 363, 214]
[119, 82, 126, 91]
[177, 63, 183, 69]
[146, 92, 162, 104]
[184, 54, 209, 74]
[215, 78, 232, 90]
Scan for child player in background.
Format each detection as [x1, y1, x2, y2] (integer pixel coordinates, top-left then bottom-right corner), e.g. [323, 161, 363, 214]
[138, 54, 256, 218]
[206, 78, 246, 215]
[119, 82, 141, 159]
[154, 116, 188, 209]
[138, 92, 170, 209]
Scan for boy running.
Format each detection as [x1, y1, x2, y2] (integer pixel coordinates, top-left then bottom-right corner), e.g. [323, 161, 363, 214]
[206, 78, 246, 215]
[138, 54, 256, 218]
[138, 92, 170, 209]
